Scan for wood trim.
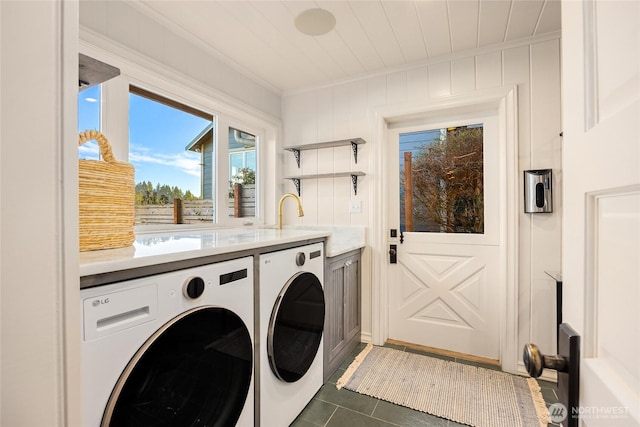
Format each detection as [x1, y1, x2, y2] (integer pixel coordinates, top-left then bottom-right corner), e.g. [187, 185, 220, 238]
[386, 339, 501, 367]
[129, 85, 213, 121]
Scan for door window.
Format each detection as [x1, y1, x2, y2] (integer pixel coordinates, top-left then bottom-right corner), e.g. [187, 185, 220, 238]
[399, 124, 484, 233]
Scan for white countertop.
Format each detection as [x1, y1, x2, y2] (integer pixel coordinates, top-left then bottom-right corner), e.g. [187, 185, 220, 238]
[79, 226, 365, 277]
[291, 225, 366, 257]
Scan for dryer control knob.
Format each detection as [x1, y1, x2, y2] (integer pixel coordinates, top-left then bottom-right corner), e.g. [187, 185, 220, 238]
[184, 276, 205, 299]
[295, 252, 306, 266]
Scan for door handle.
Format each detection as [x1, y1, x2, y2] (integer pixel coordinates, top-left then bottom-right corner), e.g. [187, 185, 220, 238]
[523, 323, 580, 427]
[389, 245, 397, 264]
[523, 343, 566, 377]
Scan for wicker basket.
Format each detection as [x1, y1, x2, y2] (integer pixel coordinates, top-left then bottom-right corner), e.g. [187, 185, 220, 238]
[78, 130, 135, 251]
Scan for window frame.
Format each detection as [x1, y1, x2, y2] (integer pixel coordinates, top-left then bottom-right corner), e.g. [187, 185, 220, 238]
[79, 42, 277, 230]
[216, 116, 263, 226]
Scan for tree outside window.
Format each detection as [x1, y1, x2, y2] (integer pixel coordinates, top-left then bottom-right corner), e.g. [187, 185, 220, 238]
[400, 125, 484, 234]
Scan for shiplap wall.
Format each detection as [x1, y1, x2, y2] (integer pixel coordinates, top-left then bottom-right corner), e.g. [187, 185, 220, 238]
[282, 35, 563, 361]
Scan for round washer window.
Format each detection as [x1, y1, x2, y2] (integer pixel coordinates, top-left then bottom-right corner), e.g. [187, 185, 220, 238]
[268, 272, 325, 383]
[103, 306, 252, 427]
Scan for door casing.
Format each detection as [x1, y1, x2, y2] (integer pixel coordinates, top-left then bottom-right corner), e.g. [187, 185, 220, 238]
[369, 86, 520, 373]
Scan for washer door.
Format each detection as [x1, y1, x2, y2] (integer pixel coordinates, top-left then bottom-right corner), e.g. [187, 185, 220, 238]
[268, 272, 325, 383]
[102, 306, 252, 427]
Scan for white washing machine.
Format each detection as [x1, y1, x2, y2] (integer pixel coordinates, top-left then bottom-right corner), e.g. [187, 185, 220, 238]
[81, 256, 255, 427]
[258, 243, 325, 427]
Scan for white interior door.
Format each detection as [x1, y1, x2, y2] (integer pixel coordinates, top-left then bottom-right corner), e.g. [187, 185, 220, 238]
[562, 0, 640, 425]
[386, 112, 504, 361]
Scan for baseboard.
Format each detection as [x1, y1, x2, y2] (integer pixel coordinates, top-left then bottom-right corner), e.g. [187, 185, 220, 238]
[360, 332, 372, 344]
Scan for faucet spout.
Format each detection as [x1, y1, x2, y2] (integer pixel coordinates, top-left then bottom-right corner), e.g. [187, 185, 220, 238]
[278, 193, 304, 229]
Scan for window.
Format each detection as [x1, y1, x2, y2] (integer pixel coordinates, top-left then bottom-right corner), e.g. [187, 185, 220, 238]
[78, 85, 102, 160]
[76, 50, 270, 228]
[399, 124, 484, 234]
[129, 86, 214, 225]
[228, 127, 256, 218]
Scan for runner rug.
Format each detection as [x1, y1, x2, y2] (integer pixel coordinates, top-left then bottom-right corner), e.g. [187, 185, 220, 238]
[337, 344, 549, 427]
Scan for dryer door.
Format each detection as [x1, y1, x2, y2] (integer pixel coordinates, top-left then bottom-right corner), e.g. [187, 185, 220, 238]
[268, 272, 325, 382]
[102, 306, 252, 427]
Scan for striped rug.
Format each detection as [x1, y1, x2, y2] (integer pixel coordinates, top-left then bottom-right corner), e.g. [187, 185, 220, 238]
[337, 344, 549, 427]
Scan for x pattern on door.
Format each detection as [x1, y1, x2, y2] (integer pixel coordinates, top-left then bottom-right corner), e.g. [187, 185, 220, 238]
[391, 243, 500, 359]
[400, 251, 486, 328]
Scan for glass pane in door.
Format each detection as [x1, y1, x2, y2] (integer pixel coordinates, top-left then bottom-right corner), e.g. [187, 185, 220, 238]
[399, 124, 484, 233]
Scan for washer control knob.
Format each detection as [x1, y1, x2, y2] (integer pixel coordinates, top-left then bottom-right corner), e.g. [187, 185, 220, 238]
[295, 252, 306, 266]
[184, 276, 205, 299]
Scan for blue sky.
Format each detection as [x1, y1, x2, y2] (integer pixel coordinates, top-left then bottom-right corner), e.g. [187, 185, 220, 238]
[78, 86, 211, 197]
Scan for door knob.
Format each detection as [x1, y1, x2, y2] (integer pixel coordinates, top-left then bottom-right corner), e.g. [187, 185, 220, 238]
[522, 343, 567, 378]
[523, 324, 580, 427]
[389, 245, 397, 264]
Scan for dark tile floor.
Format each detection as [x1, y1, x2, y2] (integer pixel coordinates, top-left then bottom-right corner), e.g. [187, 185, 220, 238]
[291, 343, 561, 427]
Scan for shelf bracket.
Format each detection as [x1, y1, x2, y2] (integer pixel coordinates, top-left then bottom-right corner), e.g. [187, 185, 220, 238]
[351, 141, 359, 164]
[351, 174, 359, 195]
[292, 178, 301, 196]
[292, 149, 301, 168]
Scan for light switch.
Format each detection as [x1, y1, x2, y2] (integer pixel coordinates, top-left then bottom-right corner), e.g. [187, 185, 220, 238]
[349, 199, 362, 213]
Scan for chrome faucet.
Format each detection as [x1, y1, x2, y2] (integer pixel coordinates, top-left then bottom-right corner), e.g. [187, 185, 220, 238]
[278, 193, 304, 229]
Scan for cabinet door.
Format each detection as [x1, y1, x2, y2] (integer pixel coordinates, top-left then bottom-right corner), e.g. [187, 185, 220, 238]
[324, 250, 362, 382]
[343, 257, 361, 345]
[326, 259, 346, 361]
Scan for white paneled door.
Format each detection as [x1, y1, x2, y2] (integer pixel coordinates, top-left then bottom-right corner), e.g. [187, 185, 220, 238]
[386, 112, 504, 361]
[562, 0, 640, 425]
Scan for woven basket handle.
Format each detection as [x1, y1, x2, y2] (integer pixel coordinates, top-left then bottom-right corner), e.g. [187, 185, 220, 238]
[78, 130, 117, 164]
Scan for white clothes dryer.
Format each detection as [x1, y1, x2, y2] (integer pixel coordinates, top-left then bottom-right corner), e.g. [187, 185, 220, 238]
[258, 243, 325, 427]
[81, 256, 254, 427]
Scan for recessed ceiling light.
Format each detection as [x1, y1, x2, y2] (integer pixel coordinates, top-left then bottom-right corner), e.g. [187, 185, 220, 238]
[295, 8, 336, 36]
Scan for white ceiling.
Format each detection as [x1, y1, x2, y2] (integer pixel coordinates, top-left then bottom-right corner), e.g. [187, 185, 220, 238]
[137, 0, 561, 93]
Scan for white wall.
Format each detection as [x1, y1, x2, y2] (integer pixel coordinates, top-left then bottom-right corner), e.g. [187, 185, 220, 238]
[1, 1, 81, 425]
[79, 0, 282, 120]
[281, 34, 563, 365]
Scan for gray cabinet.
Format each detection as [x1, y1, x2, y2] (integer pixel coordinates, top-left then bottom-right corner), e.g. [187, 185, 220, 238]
[324, 249, 362, 382]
